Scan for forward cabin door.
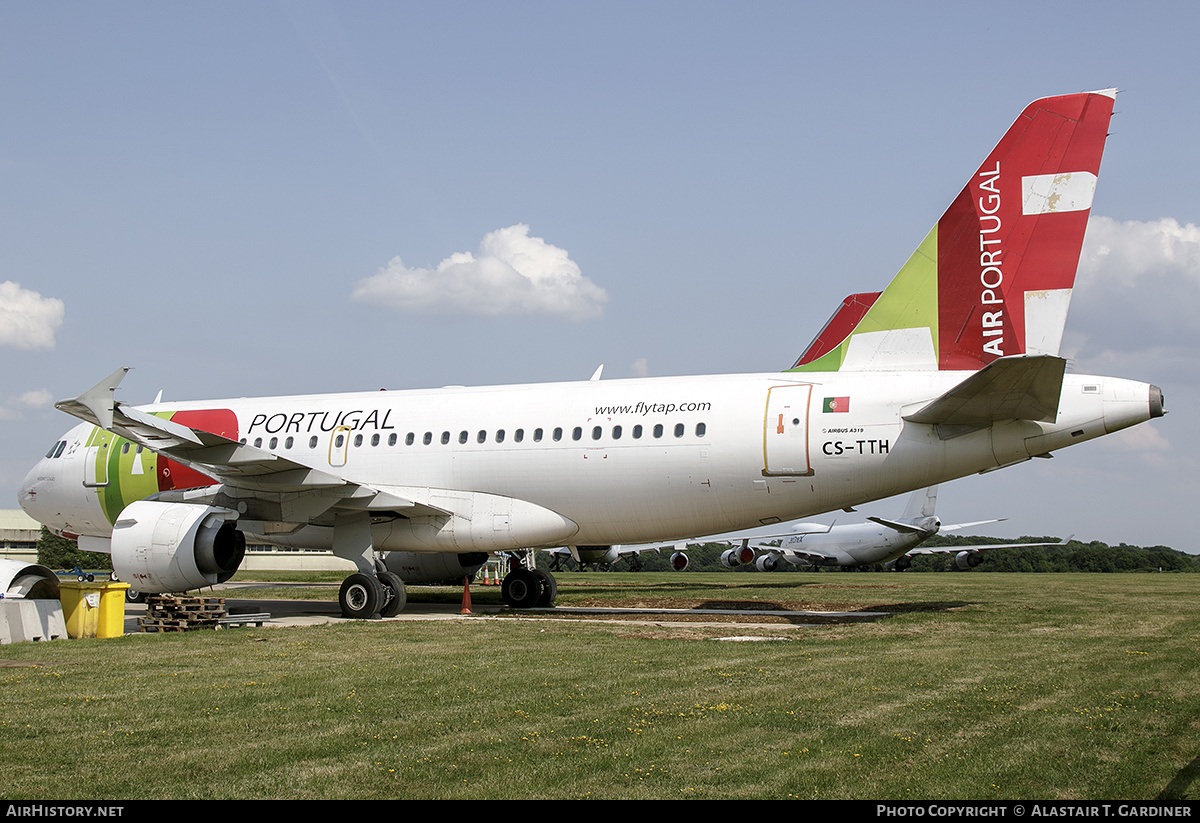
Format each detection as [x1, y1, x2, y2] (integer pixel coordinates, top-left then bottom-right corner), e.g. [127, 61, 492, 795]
[763, 384, 813, 476]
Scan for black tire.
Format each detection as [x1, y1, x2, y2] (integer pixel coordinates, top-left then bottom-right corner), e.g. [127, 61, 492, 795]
[501, 568, 543, 609]
[532, 569, 557, 607]
[377, 571, 407, 617]
[126, 589, 145, 603]
[339, 573, 384, 619]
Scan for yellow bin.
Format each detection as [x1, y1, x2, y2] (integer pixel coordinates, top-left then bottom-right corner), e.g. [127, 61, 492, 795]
[59, 579, 131, 639]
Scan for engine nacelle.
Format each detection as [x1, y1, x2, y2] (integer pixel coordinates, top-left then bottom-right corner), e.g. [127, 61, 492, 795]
[110, 501, 245, 593]
[670, 551, 689, 572]
[755, 554, 779, 572]
[886, 554, 913, 572]
[954, 550, 984, 570]
[720, 544, 755, 569]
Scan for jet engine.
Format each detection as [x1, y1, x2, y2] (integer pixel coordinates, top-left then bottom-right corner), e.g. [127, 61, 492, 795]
[110, 500, 245, 594]
[720, 543, 755, 569]
[670, 551, 689, 572]
[886, 555, 913, 572]
[755, 554, 779, 572]
[954, 550, 984, 570]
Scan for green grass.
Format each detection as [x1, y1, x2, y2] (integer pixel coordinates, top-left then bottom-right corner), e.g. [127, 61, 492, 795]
[1, 572, 1197, 799]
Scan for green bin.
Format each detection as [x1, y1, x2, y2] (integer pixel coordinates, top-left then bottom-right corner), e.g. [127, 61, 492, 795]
[59, 579, 131, 639]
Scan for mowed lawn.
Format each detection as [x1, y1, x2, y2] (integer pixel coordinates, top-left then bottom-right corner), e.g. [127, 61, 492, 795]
[1, 572, 1196, 800]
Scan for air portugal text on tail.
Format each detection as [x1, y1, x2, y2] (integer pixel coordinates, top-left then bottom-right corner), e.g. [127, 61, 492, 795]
[18, 88, 1164, 619]
[791, 90, 1116, 373]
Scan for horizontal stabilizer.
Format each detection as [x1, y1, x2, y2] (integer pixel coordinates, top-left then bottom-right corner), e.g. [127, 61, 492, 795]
[903, 355, 1066, 437]
[867, 516, 926, 535]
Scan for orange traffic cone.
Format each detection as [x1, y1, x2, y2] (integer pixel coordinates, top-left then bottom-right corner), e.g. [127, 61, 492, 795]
[460, 575, 473, 614]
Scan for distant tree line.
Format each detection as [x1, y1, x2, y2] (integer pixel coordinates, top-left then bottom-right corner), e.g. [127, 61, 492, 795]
[538, 536, 1199, 574]
[36, 527, 111, 572]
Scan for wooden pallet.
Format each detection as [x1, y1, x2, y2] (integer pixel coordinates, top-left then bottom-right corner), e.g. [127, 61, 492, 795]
[140, 594, 227, 632]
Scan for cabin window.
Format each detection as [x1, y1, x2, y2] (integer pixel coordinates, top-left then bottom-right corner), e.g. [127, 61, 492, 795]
[353, 434, 363, 447]
[406, 432, 415, 446]
[285, 436, 294, 449]
[514, 428, 524, 443]
[632, 425, 642, 439]
[441, 431, 450, 445]
[121, 443, 130, 455]
[332, 435, 343, 448]
[309, 436, 318, 449]
[423, 432, 433, 445]
[533, 428, 543, 442]
[553, 427, 563, 442]
[653, 424, 663, 439]
[370, 434, 380, 447]
[495, 429, 505, 443]
[695, 422, 706, 437]
[254, 437, 264, 448]
[572, 427, 582, 441]
[388, 433, 398, 446]
[612, 425, 622, 440]
[674, 423, 685, 438]
[459, 431, 469, 444]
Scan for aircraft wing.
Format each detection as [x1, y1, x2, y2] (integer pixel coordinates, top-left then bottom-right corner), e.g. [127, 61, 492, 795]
[54, 368, 449, 520]
[906, 535, 1073, 556]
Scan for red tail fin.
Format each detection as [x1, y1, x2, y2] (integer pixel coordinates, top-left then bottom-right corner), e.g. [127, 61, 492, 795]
[791, 89, 1116, 373]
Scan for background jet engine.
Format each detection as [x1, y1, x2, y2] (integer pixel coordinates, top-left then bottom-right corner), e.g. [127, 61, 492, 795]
[954, 550, 984, 570]
[110, 500, 245, 594]
[755, 554, 780, 572]
[720, 543, 755, 569]
[670, 551, 689, 571]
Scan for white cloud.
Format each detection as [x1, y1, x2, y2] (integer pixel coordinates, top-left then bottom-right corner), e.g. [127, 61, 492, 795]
[351, 224, 607, 321]
[631, 357, 648, 377]
[15, 389, 53, 409]
[0, 282, 64, 350]
[1079, 216, 1200, 288]
[0, 388, 54, 421]
[1069, 216, 1200, 375]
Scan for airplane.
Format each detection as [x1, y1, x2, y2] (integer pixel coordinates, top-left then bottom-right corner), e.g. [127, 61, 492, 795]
[17, 88, 1165, 619]
[697, 485, 1070, 572]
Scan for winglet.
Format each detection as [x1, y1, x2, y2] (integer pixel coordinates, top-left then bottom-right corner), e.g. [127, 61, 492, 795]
[54, 367, 130, 430]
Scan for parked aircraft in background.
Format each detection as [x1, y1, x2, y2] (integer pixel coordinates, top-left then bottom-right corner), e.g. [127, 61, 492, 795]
[696, 485, 1069, 572]
[543, 544, 659, 571]
[18, 89, 1163, 618]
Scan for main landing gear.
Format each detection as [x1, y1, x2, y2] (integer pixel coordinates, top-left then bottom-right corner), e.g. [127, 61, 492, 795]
[500, 557, 557, 609]
[338, 570, 407, 619]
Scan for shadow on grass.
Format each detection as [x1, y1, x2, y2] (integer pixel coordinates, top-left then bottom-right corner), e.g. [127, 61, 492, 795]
[1158, 752, 1200, 800]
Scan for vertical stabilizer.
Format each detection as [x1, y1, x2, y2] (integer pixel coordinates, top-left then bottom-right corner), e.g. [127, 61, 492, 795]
[902, 486, 939, 521]
[791, 89, 1116, 373]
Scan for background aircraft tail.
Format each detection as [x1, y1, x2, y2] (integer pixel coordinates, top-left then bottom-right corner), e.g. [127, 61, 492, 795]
[791, 89, 1116, 373]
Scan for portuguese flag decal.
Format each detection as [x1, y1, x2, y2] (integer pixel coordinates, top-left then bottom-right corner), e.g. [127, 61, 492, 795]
[823, 396, 850, 413]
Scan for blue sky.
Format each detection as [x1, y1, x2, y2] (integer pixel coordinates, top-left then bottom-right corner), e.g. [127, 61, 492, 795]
[2, 1, 1197, 551]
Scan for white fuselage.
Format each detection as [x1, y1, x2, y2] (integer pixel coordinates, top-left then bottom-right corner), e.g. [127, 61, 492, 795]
[19, 368, 1158, 555]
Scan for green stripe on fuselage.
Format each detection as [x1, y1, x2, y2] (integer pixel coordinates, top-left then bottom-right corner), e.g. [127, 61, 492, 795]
[89, 415, 171, 524]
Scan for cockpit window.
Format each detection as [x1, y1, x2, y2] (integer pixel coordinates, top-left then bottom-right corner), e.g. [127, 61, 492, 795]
[46, 441, 66, 459]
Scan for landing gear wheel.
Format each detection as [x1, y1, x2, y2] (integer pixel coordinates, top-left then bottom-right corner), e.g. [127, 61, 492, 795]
[339, 572, 384, 619]
[377, 571, 407, 617]
[533, 569, 557, 607]
[501, 568, 543, 609]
